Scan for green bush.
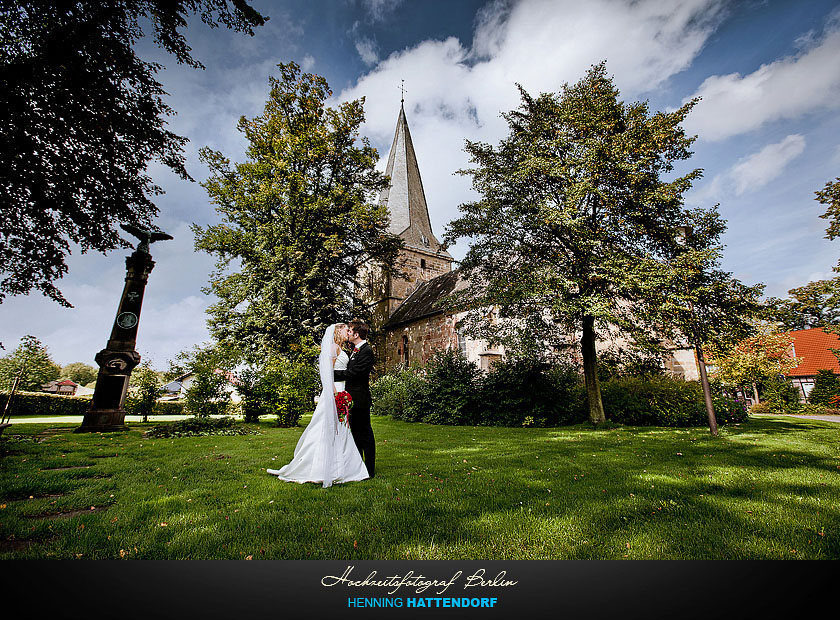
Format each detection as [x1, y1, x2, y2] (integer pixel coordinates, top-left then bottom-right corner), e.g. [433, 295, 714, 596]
[601, 375, 748, 426]
[371, 365, 424, 420]
[759, 376, 802, 413]
[807, 369, 840, 406]
[371, 358, 747, 429]
[143, 416, 258, 438]
[402, 350, 481, 425]
[235, 357, 318, 426]
[478, 358, 587, 427]
[1, 391, 91, 416]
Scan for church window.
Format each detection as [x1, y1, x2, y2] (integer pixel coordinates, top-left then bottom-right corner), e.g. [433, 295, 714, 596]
[457, 327, 467, 355]
[421, 259, 426, 269]
[402, 335, 409, 367]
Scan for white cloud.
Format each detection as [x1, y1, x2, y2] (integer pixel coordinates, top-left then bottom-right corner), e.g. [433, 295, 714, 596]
[338, 0, 727, 256]
[355, 37, 379, 66]
[683, 13, 840, 141]
[730, 134, 806, 196]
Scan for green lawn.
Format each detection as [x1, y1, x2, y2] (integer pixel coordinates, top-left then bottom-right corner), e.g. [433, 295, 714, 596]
[1, 415, 838, 559]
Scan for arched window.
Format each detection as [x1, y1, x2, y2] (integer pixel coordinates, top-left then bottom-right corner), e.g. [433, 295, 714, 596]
[402, 335, 409, 367]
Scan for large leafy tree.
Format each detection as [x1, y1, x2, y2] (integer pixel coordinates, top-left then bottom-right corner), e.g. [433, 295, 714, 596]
[765, 278, 840, 330]
[0, 0, 266, 306]
[445, 63, 727, 425]
[0, 335, 61, 391]
[765, 177, 840, 331]
[194, 62, 403, 361]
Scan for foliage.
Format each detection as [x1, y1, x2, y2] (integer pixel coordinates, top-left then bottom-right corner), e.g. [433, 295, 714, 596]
[0, 335, 61, 391]
[370, 365, 424, 420]
[708, 328, 799, 401]
[443, 62, 732, 426]
[172, 345, 233, 418]
[757, 375, 802, 414]
[596, 347, 666, 382]
[0, 390, 185, 417]
[806, 369, 840, 406]
[400, 350, 481, 425]
[235, 351, 318, 427]
[194, 62, 403, 362]
[371, 355, 742, 429]
[765, 278, 840, 330]
[59, 362, 98, 386]
[143, 416, 258, 438]
[478, 358, 586, 427]
[125, 362, 161, 422]
[817, 177, 840, 249]
[600, 375, 748, 427]
[0, 1, 265, 306]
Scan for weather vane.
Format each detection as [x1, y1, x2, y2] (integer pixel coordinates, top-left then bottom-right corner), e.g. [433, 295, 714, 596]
[400, 79, 407, 104]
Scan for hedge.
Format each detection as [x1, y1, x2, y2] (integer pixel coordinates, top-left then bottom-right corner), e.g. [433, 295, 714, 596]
[371, 353, 748, 428]
[1, 391, 188, 417]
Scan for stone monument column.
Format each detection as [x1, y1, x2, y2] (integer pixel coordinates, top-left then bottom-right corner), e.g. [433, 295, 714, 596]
[76, 226, 171, 433]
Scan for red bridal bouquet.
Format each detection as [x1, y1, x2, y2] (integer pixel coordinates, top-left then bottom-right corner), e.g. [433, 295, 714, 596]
[335, 391, 353, 425]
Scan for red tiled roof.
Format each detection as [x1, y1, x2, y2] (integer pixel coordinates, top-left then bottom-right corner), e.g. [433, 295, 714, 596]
[785, 328, 840, 377]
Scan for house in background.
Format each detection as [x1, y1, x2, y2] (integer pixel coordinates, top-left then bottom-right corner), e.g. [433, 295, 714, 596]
[161, 370, 242, 403]
[41, 379, 90, 396]
[785, 328, 840, 400]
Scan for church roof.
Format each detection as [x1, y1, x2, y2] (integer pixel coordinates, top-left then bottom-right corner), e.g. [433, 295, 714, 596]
[385, 268, 468, 328]
[379, 103, 452, 259]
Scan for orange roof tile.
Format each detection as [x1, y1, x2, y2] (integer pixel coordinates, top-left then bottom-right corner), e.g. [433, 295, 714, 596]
[785, 328, 840, 377]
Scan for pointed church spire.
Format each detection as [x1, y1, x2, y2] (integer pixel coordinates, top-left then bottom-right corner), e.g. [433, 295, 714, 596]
[379, 98, 452, 258]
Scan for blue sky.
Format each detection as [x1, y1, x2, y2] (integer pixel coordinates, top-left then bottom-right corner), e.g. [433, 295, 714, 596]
[2, 0, 840, 368]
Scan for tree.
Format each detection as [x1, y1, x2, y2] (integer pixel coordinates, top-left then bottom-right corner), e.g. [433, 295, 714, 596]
[171, 345, 232, 417]
[817, 177, 840, 246]
[60, 362, 98, 386]
[765, 278, 840, 330]
[128, 361, 161, 423]
[0, 335, 61, 391]
[806, 368, 840, 406]
[194, 62, 403, 361]
[444, 62, 706, 426]
[708, 328, 799, 404]
[659, 214, 765, 434]
[0, 1, 266, 306]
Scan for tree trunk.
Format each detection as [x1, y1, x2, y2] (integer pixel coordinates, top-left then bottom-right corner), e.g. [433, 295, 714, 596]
[694, 341, 718, 436]
[752, 383, 760, 404]
[581, 314, 606, 425]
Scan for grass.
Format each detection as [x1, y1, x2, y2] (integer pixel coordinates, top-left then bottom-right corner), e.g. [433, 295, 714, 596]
[1, 414, 838, 559]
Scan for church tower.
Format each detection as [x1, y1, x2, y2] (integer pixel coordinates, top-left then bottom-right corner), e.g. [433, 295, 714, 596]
[360, 100, 454, 337]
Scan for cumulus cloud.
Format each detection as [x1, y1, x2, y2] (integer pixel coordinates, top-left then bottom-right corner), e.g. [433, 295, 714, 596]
[337, 0, 728, 256]
[682, 11, 840, 141]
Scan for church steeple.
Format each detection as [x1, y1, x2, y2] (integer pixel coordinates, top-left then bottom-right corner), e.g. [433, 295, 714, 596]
[378, 102, 452, 258]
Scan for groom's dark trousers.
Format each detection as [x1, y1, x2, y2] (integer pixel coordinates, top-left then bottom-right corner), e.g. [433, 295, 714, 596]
[334, 343, 375, 477]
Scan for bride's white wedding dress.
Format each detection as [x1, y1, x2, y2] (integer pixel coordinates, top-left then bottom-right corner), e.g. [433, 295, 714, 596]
[267, 325, 369, 488]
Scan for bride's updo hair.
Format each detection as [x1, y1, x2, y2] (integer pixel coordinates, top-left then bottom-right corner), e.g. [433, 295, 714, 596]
[333, 323, 347, 346]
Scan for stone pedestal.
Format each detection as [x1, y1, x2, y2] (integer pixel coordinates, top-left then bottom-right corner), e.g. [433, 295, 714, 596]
[76, 251, 155, 433]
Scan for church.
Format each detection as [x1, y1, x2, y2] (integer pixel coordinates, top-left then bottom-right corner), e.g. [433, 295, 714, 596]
[360, 102, 699, 380]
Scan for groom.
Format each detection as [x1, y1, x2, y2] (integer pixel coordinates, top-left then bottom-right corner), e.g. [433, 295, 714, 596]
[334, 319, 375, 477]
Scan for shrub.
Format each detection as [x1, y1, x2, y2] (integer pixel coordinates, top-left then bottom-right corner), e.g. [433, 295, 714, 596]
[371, 365, 424, 420]
[402, 350, 481, 425]
[1, 391, 91, 416]
[143, 416, 258, 438]
[600, 375, 747, 427]
[478, 358, 587, 427]
[235, 357, 317, 426]
[759, 376, 802, 413]
[807, 369, 840, 406]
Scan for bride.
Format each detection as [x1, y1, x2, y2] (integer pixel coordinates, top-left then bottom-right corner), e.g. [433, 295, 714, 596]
[267, 323, 369, 487]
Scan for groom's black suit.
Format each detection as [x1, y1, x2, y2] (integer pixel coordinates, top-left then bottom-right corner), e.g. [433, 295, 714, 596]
[334, 342, 375, 477]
